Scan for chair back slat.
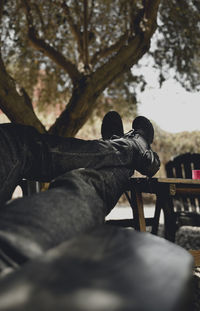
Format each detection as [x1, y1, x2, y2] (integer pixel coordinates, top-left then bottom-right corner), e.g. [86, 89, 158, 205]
[183, 156, 196, 208]
[165, 153, 200, 214]
[191, 154, 200, 208]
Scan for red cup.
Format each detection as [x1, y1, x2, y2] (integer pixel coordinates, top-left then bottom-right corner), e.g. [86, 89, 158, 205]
[192, 170, 200, 180]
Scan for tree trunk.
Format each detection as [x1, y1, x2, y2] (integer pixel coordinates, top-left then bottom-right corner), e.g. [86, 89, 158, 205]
[49, 76, 99, 136]
[49, 0, 160, 137]
[49, 33, 154, 137]
[0, 56, 46, 133]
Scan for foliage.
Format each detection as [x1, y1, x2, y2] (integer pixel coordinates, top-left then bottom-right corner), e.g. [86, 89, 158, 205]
[1, 0, 144, 111]
[152, 0, 200, 91]
[153, 124, 200, 167]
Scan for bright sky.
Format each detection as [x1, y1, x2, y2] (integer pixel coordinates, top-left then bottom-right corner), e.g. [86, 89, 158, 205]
[135, 67, 200, 133]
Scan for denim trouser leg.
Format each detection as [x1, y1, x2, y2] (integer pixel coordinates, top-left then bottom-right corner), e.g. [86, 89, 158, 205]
[0, 166, 130, 265]
[0, 124, 132, 205]
[0, 125, 28, 205]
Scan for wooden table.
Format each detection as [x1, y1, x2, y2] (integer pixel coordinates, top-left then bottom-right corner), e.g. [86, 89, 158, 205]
[128, 178, 200, 241]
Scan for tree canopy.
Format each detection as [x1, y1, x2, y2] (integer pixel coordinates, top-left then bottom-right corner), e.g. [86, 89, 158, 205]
[153, 0, 200, 91]
[0, 0, 199, 136]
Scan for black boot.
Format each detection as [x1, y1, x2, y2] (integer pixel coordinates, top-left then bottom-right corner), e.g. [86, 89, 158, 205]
[101, 111, 124, 140]
[120, 115, 160, 177]
[0, 116, 159, 206]
[101, 112, 160, 177]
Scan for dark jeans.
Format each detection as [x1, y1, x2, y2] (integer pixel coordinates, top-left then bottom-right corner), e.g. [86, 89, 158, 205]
[0, 124, 132, 272]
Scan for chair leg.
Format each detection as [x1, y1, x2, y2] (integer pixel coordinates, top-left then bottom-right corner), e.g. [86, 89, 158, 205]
[189, 250, 200, 267]
[162, 196, 177, 242]
[151, 198, 161, 235]
[131, 189, 146, 232]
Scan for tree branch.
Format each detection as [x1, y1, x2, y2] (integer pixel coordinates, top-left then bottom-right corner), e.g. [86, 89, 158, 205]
[28, 29, 82, 83]
[0, 53, 46, 132]
[0, 1, 4, 61]
[83, 0, 89, 70]
[90, 0, 160, 94]
[22, 0, 82, 84]
[33, 3, 45, 34]
[49, 0, 161, 137]
[0, 0, 6, 74]
[59, 1, 83, 59]
[143, 0, 160, 37]
[18, 87, 33, 110]
[0, 0, 4, 22]
[91, 31, 129, 66]
[88, 0, 95, 24]
[74, 0, 81, 20]
[128, 0, 137, 33]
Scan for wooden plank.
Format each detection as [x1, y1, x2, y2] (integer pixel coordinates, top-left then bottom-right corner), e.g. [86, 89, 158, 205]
[106, 219, 135, 228]
[135, 192, 146, 232]
[189, 250, 200, 267]
[151, 198, 161, 235]
[157, 178, 200, 184]
[176, 188, 200, 195]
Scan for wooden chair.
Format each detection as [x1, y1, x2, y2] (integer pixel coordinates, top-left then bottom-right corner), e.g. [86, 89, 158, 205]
[165, 153, 200, 228]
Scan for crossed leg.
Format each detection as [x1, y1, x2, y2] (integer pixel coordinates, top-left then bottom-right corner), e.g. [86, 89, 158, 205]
[0, 121, 159, 273]
[0, 124, 133, 271]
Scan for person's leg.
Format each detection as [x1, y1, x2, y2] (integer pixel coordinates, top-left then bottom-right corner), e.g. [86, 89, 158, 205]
[0, 123, 126, 204]
[0, 117, 160, 274]
[0, 165, 130, 266]
[0, 121, 159, 205]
